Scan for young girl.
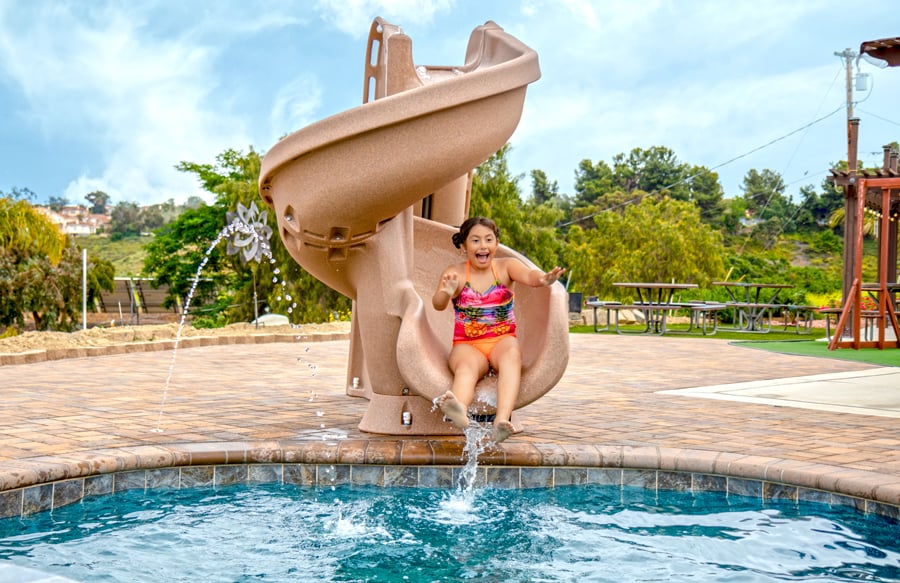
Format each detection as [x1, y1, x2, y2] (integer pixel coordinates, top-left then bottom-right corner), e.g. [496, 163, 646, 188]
[432, 217, 565, 443]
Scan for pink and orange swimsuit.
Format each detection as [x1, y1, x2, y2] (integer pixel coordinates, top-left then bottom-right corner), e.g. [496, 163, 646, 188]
[452, 261, 516, 358]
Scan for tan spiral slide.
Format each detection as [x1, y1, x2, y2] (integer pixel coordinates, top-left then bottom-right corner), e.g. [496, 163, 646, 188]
[259, 18, 569, 435]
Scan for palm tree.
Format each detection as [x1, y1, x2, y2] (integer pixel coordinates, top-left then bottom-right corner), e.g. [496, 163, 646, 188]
[827, 206, 877, 236]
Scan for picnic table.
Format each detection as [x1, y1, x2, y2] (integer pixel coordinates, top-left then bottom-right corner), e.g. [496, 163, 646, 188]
[862, 281, 900, 305]
[712, 281, 793, 332]
[610, 282, 698, 335]
[858, 281, 900, 341]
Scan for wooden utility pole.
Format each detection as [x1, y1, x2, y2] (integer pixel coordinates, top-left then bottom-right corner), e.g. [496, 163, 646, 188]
[835, 49, 856, 118]
[834, 48, 859, 311]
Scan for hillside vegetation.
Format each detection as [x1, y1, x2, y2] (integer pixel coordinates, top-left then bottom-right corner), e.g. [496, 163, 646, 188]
[77, 235, 149, 278]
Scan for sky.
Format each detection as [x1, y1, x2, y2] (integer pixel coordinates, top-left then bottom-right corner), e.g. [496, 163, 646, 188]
[1, 0, 899, 208]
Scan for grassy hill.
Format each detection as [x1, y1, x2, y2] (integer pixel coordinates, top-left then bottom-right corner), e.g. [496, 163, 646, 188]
[75, 235, 149, 278]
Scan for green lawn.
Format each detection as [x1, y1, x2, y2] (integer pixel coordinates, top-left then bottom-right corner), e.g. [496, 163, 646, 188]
[570, 324, 900, 367]
[735, 339, 900, 367]
[569, 324, 828, 342]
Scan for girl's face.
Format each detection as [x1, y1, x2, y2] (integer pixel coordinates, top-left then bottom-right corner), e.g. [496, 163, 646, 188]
[464, 224, 499, 268]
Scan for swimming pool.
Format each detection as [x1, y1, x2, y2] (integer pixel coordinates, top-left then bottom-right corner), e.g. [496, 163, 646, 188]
[1, 482, 898, 582]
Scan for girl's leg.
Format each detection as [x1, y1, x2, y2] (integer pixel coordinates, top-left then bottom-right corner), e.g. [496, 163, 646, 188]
[489, 336, 522, 442]
[438, 343, 489, 429]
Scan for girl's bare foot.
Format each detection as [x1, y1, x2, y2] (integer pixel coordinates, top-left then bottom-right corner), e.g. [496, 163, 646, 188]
[436, 391, 469, 429]
[493, 420, 514, 444]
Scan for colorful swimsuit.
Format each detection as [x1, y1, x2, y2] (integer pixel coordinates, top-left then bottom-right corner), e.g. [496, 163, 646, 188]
[452, 261, 516, 357]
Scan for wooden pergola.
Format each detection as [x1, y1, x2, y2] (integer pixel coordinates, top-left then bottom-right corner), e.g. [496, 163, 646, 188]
[828, 36, 900, 350]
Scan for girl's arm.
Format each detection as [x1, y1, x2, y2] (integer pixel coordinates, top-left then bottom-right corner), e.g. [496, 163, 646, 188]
[505, 258, 566, 287]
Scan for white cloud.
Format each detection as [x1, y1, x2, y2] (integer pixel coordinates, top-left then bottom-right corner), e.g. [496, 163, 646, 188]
[269, 75, 323, 143]
[2, 0, 895, 207]
[314, 0, 456, 38]
[0, 3, 282, 204]
[495, 0, 858, 194]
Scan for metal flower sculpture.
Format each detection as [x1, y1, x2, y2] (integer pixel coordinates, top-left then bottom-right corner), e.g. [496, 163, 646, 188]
[226, 201, 273, 264]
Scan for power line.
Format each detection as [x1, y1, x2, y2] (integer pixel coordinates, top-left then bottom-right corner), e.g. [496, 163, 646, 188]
[778, 63, 843, 183]
[559, 105, 845, 228]
[856, 107, 900, 128]
[706, 105, 844, 174]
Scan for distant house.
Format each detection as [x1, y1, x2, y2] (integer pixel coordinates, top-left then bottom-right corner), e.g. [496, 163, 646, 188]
[37, 205, 111, 235]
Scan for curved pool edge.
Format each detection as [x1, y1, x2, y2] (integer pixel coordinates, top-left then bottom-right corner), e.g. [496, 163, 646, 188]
[1, 441, 897, 522]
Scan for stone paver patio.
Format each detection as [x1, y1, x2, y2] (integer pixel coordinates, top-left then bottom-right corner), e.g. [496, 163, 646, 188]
[1, 332, 898, 519]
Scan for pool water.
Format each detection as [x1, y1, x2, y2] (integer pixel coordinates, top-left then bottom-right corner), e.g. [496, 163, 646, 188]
[1, 483, 898, 582]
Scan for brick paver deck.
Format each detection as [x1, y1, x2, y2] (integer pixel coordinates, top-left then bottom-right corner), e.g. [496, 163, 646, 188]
[1, 332, 898, 517]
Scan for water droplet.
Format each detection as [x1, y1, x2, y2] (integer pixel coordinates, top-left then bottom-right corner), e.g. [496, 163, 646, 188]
[274, 268, 281, 274]
[316, 411, 324, 417]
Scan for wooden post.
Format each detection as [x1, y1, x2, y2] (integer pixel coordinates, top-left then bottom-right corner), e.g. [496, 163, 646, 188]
[840, 118, 860, 310]
[852, 177, 866, 349]
[888, 148, 899, 284]
[877, 186, 889, 346]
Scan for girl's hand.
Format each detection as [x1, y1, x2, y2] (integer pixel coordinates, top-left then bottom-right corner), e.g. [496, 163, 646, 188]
[441, 272, 459, 296]
[542, 266, 566, 286]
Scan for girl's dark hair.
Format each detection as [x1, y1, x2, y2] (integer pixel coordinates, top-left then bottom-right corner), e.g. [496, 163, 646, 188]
[451, 217, 500, 249]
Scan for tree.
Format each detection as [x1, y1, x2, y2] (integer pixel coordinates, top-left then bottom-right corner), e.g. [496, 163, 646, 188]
[48, 196, 69, 211]
[0, 196, 113, 332]
[141, 205, 165, 232]
[529, 169, 559, 205]
[0, 197, 67, 263]
[611, 146, 690, 199]
[571, 147, 723, 234]
[143, 147, 351, 325]
[142, 203, 233, 313]
[470, 145, 563, 271]
[562, 195, 725, 298]
[0, 187, 36, 201]
[741, 168, 789, 219]
[185, 195, 206, 209]
[85, 190, 110, 214]
[720, 196, 749, 238]
[109, 202, 142, 240]
[794, 185, 820, 231]
[684, 165, 724, 225]
[740, 168, 798, 243]
[1, 196, 66, 331]
[573, 158, 615, 207]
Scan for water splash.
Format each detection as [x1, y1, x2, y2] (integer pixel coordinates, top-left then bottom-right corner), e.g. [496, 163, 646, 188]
[151, 218, 275, 433]
[457, 423, 492, 492]
[428, 395, 495, 493]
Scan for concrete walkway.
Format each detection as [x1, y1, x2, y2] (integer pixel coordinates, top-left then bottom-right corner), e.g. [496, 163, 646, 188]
[1, 332, 898, 512]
